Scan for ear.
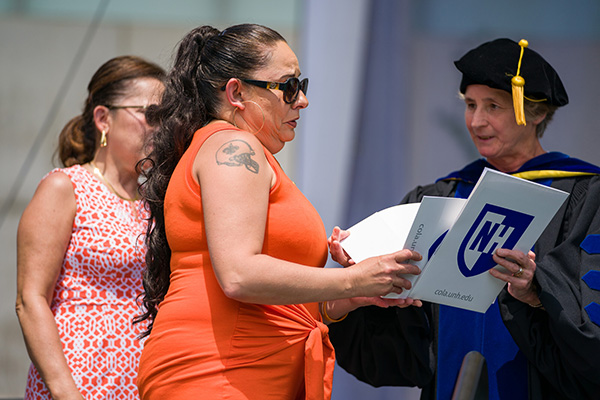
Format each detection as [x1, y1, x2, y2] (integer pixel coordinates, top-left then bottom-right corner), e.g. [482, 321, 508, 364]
[530, 112, 547, 126]
[223, 78, 246, 110]
[93, 105, 111, 133]
[527, 109, 548, 126]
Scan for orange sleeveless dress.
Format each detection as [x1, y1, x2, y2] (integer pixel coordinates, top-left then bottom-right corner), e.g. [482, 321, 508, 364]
[137, 121, 334, 400]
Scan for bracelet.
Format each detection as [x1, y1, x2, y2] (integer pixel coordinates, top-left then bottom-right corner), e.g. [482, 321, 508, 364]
[321, 301, 348, 323]
[528, 281, 543, 308]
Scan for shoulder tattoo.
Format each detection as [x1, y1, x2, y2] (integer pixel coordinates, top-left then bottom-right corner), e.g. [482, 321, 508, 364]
[215, 139, 260, 174]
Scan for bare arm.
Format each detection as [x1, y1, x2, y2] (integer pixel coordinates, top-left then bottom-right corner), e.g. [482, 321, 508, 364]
[325, 226, 423, 321]
[197, 130, 421, 305]
[15, 172, 84, 400]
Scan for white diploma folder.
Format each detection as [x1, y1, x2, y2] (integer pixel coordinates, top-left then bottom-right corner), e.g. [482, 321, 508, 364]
[341, 168, 569, 313]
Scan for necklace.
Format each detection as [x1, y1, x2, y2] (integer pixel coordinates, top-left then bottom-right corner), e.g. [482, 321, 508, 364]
[90, 161, 139, 202]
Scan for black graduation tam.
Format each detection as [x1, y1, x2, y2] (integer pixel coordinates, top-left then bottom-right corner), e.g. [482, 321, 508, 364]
[455, 38, 569, 107]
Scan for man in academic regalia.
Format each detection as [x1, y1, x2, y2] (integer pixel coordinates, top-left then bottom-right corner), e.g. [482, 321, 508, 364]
[328, 38, 600, 400]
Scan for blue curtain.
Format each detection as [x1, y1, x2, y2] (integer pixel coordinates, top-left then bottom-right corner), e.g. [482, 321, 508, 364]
[343, 0, 413, 228]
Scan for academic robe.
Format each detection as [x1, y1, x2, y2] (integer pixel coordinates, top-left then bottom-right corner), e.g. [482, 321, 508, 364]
[329, 152, 600, 400]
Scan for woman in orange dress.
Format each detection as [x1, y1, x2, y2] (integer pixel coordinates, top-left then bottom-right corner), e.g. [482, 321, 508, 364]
[135, 24, 422, 400]
[16, 56, 164, 399]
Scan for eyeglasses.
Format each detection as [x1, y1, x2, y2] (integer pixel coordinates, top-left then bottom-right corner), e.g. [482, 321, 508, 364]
[221, 77, 308, 104]
[107, 105, 149, 111]
[242, 77, 308, 104]
[107, 104, 152, 118]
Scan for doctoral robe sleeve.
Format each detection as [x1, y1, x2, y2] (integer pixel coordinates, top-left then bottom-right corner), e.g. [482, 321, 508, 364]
[328, 183, 454, 389]
[328, 305, 435, 388]
[498, 176, 600, 399]
[327, 180, 460, 391]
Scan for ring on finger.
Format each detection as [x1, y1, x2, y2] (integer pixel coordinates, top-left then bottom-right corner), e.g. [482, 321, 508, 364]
[513, 266, 523, 277]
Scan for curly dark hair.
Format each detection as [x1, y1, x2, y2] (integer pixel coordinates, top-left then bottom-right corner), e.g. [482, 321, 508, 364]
[134, 24, 286, 338]
[56, 55, 165, 167]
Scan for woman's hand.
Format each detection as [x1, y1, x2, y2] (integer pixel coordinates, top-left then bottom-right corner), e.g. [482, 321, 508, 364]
[350, 295, 423, 309]
[490, 248, 541, 307]
[328, 226, 354, 267]
[347, 249, 422, 298]
[322, 295, 422, 324]
[323, 248, 424, 322]
[328, 227, 423, 308]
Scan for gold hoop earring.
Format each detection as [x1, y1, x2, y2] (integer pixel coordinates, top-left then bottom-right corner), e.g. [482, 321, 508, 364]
[231, 100, 266, 135]
[100, 130, 107, 147]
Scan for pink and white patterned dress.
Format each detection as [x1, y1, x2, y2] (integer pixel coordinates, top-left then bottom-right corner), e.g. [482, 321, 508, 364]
[24, 164, 148, 400]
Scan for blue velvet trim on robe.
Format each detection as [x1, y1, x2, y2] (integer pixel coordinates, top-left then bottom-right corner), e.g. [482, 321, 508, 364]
[437, 303, 528, 400]
[584, 303, 600, 326]
[437, 179, 527, 400]
[582, 270, 600, 326]
[581, 234, 600, 255]
[439, 152, 600, 183]
[582, 270, 600, 290]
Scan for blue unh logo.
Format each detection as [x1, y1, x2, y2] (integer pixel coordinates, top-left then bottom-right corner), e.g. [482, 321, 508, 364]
[457, 204, 534, 277]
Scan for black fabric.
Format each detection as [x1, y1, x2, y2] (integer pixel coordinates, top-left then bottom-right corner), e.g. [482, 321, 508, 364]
[329, 305, 435, 388]
[328, 170, 600, 400]
[498, 175, 600, 399]
[329, 180, 457, 400]
[455, 38, 568, 106]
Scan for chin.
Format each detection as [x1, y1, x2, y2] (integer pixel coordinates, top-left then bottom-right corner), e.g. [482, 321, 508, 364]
[282, 127, 295, 139]
[270, 144, 285, 154]
[474, 144, 497, 158]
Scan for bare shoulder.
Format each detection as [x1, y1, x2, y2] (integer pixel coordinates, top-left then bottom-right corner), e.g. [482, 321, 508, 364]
[197, 129, 268, 176]
[37, 170, 76, 201]
[24, 170, 76, 219]
[41, 169, 74, 189]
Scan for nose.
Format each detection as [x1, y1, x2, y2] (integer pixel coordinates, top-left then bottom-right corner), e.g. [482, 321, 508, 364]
[469, 107, 487, 128]
[294, 90, 309, 109]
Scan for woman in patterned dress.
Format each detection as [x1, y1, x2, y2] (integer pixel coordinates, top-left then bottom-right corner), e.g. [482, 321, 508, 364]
[16, 55, 164, 400]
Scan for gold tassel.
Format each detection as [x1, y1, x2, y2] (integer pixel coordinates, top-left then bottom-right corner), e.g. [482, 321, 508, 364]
[511, 39, 528, 126]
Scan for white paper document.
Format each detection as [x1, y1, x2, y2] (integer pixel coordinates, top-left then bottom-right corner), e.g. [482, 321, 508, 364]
[341, 168, 569, 313]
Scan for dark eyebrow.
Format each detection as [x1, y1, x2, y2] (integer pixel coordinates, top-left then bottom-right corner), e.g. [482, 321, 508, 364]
[278, 69, 301, 81]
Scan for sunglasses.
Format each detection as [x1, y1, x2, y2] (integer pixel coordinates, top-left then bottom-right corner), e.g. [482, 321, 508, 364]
[106, 104, 154, 121]
[107, 105, 149, 110]
[221, 77, 308, 104]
